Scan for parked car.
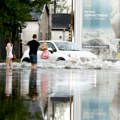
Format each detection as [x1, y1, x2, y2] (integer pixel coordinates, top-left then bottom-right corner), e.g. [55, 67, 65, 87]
[21, 40, 97, 63]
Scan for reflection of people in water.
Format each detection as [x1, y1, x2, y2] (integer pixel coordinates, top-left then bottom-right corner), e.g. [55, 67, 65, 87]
[28, 69, 44, 119]
[5, 69, 12, 96]
[41, 73, 48, 104]
[40, 72, 48, 117]
[29, 69, 37, 101]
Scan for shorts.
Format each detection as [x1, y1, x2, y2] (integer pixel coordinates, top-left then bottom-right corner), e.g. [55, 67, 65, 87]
[29, 54, 37, 64]
[6, 54, 13, 59]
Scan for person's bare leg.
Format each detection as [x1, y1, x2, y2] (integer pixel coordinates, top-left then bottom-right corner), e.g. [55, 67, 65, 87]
[9, 59, 13, 69]
[6, 59, 10, 69]
[31, 64, 37, 69]
[33, 64, 37, 69]
[31, 64, 36, 69]
[31, 64, 34, 69]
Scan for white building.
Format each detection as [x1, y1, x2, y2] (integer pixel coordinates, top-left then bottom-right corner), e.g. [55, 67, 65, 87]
[51, 14, 71, 41]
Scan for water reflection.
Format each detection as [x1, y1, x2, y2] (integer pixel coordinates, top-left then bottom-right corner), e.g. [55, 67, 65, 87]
[46, 97, 72, 120]
[1, 69, 30, 120]
[28, 69, 44, 119]
[29, 69, 38, 101]
[40, 72, 48, 118]
[0, 68, 120, 120]
[38, 69, 73, 120]
[20, 69, 30, 96]
[109, 83, 120, 120]
[5, 69, 12, 96]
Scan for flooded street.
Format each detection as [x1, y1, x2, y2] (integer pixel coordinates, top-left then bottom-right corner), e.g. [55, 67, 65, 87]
[0, 63, 120, 120]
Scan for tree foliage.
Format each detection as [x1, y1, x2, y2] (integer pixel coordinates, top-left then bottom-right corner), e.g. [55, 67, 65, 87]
[0, 0, 50, 40]
[51, 0, 70, 14]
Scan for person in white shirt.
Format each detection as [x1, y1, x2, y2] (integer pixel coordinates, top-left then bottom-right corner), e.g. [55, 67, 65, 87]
[5, 39, 13, 69]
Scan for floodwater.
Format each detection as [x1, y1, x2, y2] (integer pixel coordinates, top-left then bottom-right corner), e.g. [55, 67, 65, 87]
[0, 63, 120, 120]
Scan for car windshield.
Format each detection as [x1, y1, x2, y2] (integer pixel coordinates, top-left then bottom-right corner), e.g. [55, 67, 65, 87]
[54, 42, 81, 51]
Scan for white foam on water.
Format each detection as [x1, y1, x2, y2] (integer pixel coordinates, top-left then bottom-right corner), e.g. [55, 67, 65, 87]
[0, 59, 120, 69]
[0, 59, 119, 69]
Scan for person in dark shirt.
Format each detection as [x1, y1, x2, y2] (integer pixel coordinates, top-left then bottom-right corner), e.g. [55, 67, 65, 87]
[28, 34, 40, 69]
[22, 34, 40, 69]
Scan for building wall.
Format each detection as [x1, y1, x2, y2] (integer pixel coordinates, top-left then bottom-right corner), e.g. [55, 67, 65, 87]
[21, 21, 39, 52]
[39, 7, 49, 40]
[21, 21, 39, 42]
[51, 30, 69, 40]
[21, 6, 50, 53]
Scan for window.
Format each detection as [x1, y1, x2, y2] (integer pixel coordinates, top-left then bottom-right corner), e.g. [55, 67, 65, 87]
[47, 42, 57, 52]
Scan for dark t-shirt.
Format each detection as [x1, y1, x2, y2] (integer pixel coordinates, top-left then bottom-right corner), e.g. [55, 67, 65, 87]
[27, 40, 40, 55]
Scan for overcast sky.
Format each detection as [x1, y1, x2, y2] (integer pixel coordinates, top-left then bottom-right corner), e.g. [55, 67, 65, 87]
[67, 0, 71, 5]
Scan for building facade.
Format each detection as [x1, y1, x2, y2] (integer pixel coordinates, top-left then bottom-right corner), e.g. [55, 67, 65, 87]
[51, 14, 71, 41]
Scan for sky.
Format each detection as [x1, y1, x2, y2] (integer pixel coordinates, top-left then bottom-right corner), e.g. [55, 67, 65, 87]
[67, 0, 71, 5]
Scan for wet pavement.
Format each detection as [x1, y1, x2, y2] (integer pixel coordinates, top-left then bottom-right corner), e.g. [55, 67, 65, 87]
[0, 67, 120, 120]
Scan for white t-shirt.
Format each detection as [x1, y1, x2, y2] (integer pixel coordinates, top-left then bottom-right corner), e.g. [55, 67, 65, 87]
[6, 43, 13, 59]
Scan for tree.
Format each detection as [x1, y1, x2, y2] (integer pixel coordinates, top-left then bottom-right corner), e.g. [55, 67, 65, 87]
[0, 0, 50, 40]
[51, 0, 70, 14]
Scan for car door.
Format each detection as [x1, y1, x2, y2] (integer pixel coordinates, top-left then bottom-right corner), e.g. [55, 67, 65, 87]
[47, 42, 68, 61]
[46, 42, 59, 61]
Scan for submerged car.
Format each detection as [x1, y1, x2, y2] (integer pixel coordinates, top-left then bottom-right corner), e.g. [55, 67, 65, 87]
[21, 40, 97, 63]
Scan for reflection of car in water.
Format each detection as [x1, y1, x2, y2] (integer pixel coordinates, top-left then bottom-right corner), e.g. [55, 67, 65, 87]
[21, 40, 97, 63]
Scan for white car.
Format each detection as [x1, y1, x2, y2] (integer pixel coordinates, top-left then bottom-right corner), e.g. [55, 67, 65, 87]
[21, 40, 97, 63]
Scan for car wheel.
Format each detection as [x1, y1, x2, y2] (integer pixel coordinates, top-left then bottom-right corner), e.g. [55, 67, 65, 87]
[56, 57, 65, 61]
[22, 57, 31, 63]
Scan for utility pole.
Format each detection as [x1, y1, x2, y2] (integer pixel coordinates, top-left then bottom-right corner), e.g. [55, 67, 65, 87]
[71, 0, 73, 32]
[74, 0, 82, 49]
[69, 0, 73, 42]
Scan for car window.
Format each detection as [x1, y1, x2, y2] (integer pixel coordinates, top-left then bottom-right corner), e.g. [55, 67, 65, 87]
[54, 42, 80, 51]
[47, 42, 57, 52]
[38, 42, 57, 52]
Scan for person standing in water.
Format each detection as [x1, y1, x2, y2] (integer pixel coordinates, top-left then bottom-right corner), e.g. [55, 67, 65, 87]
[5, 39, 13, 69]
[27, 34, 41, 69]
[22, 34, 40, 69]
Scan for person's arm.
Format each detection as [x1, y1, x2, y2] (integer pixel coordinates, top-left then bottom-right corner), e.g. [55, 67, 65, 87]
[39, 44, 42, 49]
[21, 41, 27, 45]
